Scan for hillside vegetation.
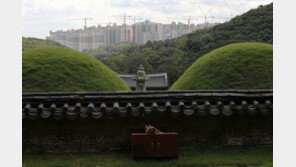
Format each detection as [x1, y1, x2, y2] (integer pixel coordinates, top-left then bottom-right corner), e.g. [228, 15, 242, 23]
[22, 47, 131, 92]
[83, 42, 137, 59]
[102, 3, 273, 85]
[22, 37, 65, 50]
[170, 43, 273, 90]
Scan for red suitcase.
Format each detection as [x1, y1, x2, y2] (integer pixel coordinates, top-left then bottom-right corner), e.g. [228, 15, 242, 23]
[131, 132, 178, 158]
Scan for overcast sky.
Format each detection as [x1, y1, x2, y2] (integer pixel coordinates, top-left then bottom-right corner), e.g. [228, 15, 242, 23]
[22, 0, 273, 39]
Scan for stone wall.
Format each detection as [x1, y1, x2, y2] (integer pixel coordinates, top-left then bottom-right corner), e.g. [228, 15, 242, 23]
[22, 114, 272, 153]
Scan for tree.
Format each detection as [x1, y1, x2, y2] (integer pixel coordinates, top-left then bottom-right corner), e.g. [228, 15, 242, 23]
[101, 3, 273, 85]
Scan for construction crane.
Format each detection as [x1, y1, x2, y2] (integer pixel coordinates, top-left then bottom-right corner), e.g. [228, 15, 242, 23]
[222, 0, 233, 20]
[197, 4, 208, 26]
[179, 16, 200, 31]
[211, 16, 229, 22]
[163, 6, 174, 38]
[188, 16, 198, 28]
[133, 17, 143, 24]
[109, 13, 132, 41]
[68, 17, 93, 27]
[208, 16, 214, 23]
[163, 7, 172, 23]
[110, 13, 132, 25]
[195, 3, 214, 27]
[195, 1, 231, 24]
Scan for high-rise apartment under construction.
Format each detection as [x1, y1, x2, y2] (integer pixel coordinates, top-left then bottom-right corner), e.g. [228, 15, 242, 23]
[47, 20, 217, 51]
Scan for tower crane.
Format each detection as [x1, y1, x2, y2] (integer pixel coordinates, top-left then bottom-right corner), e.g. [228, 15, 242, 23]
[188, 16, 198, 30]
[109, 13, 132, 41]
[133, 17, 143, 24]
[208, 16, 214, 23]
[222, 0, 233, 20]
[195, 4, 214, 27]
[163, 6, 174, 38]
[179, 16, 200, 31]
[109, 13, 132, 25]
[68, 17, 93, 27]
[163, 7, 172, 23]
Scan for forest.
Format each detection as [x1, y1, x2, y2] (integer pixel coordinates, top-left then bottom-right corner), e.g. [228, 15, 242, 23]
[101, 3, 273, 85]
[83, 42, 137, 60]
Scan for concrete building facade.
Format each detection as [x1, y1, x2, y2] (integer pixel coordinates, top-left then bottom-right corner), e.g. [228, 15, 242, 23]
[47, 20, 218, 51]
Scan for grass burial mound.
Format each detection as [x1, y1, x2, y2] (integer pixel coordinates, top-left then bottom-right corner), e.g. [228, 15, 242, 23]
[23, 47, 131, 92]
[170, 43, 273, 90]
[22, 37, 65, 50]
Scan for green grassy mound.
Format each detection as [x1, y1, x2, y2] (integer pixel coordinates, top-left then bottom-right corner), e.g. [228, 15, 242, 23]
[22, 47, 131, 92]
[170, 43, 273, 90]
[22, 37, 65, 51]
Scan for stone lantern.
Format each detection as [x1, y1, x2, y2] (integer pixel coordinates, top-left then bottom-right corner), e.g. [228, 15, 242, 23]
[133, 65, 150, 91]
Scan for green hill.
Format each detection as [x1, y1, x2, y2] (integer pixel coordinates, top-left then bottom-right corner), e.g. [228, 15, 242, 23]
[102, 3, 273, 85]
[83, 42, 137, 60]
[170, 43, 273, 90]
[22, 47, 131, 92]
[22, 37, 65, 50]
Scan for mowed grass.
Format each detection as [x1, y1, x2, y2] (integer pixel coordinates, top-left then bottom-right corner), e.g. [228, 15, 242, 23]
[170, 43, 273, 90]
[23, 148, 273, 167]
[22, 37, 65, 51]
[22, 47, 131, 92]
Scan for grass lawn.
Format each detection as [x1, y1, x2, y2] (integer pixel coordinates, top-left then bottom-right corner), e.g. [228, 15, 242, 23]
[23, 147, 272, 167]
[170, 42, 273, 90]
[22, 47, 130, 92]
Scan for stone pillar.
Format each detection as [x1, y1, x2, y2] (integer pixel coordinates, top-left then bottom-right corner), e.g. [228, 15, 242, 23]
[133, 65, 150, 91]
